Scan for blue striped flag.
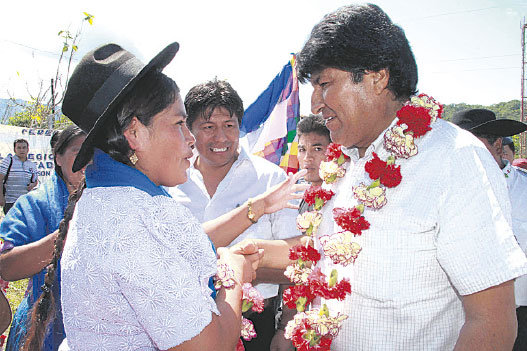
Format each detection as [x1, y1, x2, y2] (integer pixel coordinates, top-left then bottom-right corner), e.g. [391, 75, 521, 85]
[240, 55, 300, 173]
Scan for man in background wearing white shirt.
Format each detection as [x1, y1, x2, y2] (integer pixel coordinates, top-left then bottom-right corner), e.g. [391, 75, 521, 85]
[168, 78, 299, 350]
[452, 108, 527, 351]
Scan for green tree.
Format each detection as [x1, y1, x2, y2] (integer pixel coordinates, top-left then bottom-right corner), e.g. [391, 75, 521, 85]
[8, 100, 72, 129]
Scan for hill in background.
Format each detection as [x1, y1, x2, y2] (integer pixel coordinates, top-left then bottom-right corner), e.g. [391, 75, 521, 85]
[0, 98, 26, 124]
[442, 100, 522, 122]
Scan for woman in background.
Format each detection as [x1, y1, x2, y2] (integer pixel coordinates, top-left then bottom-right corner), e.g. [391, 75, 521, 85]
[0, 125, 86, 351]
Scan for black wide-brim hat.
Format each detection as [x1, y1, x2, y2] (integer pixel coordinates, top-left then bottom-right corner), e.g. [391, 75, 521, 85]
[451, 108, 527, 137]
[62, 42, 179, 172]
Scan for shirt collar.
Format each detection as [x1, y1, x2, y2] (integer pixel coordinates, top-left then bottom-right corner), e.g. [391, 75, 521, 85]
[503, 159, 513, 178]
[341, 118, 398, 160]
[85, 149, 170, 197]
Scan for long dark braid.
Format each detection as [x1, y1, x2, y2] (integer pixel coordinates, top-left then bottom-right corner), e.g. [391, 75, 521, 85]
[22, 179, 86, 351]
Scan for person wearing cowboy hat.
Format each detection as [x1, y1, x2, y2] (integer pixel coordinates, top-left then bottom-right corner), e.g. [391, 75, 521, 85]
[21, 43, 306, 351]
[452, 108, 527, 351]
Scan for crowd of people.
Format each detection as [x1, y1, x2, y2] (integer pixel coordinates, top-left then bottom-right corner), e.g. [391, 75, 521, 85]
[0, 3, 526, 351]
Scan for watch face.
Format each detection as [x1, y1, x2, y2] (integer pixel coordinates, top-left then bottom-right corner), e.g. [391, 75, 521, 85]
[247, 201, 257, 223]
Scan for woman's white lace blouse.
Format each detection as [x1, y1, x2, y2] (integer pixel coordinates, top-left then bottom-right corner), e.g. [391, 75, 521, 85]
[60, 186, 219, 350]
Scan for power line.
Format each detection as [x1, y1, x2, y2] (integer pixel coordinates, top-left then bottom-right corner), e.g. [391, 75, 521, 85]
[403, 6, 501, 21]
[430, 66, 519, 74]
[433, 54, 519, 62]
[1, 39, 80, 62]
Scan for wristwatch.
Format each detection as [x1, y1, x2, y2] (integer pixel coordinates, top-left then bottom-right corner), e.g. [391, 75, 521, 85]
[247, 198, 258, 224]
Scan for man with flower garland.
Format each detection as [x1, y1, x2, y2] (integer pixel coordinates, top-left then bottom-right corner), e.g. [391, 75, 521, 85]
[242, 4, 527, 351]
[451, 108, 527, 351]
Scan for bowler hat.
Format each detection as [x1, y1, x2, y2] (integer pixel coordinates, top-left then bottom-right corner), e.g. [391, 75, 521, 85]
[451, 108, 527, 137]
[62, 42, 179, 172]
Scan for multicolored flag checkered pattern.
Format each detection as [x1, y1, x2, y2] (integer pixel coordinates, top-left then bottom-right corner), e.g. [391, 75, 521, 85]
[240, 55, 300, 174]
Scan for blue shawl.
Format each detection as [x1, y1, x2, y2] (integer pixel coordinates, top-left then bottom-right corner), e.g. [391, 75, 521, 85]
[0, 172, 69, 351]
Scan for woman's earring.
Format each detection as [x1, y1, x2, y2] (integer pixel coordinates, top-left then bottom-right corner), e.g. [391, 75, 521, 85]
[129, 152, 139, 165]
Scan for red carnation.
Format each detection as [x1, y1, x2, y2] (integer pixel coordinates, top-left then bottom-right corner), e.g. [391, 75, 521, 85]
[324, 279, 352, 300]
[306, 267, 328, 298]
[283, 285, 315, 311]
[380, 164, 402, 188]
[364, 152, 386, 180]
[292, 324, 333, 351]
[289, 244, 321, 264]
[307, 268, 352, 301]
[396, 105, 432, 138]
[333, 207, 370, 236]
[325, 143, 349, 164]
[303, 186, 335, 210]
[365, 152, 402, 188]
[325, 143, 343, 161]
[291, 320, 312, 351]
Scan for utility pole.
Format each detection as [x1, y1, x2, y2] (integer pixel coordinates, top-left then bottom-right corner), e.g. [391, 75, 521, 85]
[521, 19, 527, 157]
[49, 78, 55, 130]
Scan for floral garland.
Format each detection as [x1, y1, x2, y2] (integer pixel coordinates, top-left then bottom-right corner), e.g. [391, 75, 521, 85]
[285, 94, 443, 350]
[214, 264, 264, 351]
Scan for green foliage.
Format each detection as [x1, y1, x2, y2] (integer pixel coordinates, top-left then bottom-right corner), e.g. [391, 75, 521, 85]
[442, 100, 522, 122]
[83, 12, 94, 25]
[7, 100, 72, 129]
[3, 279, 29, 339]
[511, 134, 521, 157]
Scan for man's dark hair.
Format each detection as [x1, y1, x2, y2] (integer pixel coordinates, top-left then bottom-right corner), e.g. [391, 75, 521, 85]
[184, 78, 244, 129]
[297, 114, 330, 141]
[502, 137, 515, 154]
[13, 138, 29, 149]
[297, 3, 418, 101]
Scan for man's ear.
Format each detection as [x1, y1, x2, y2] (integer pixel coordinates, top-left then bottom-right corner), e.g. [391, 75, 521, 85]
[368, 68, 390, 95]
[123, 117, 150, 152]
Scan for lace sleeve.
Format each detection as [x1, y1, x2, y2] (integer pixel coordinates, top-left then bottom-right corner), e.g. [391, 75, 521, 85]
[111, 195, 219, 349]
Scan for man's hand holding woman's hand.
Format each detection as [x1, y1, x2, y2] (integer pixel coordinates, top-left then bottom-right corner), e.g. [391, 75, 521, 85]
[217, 242, 264, 284]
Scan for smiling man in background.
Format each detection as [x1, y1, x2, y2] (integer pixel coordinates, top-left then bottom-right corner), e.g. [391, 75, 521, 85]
[168, 78, 299, 350]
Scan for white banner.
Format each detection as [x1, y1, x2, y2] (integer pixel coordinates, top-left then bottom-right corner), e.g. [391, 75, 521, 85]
[0, 124, 55, 185]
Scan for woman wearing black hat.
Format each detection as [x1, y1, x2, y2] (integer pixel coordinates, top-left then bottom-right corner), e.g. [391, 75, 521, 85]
[22, 43, 304, 351]
[0, 125, 86, 351]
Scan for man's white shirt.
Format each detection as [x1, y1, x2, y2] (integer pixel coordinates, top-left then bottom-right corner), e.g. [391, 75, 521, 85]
[168, 147, 300, 299]
[314, 118, 527, 350]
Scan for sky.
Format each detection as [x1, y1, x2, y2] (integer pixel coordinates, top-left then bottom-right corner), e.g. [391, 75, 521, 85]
[1, 0, 526, 116]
